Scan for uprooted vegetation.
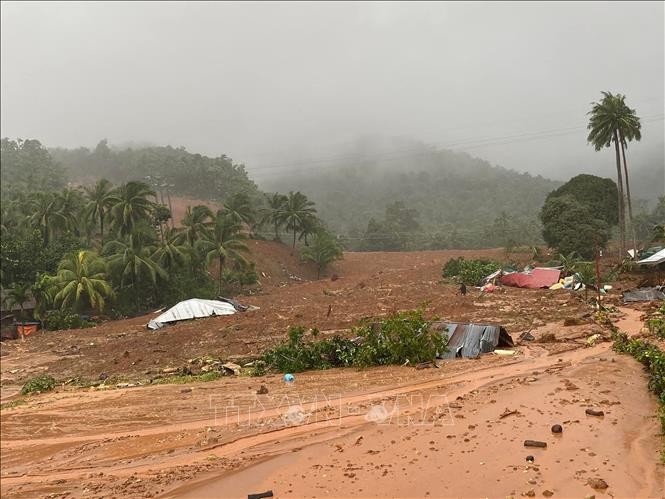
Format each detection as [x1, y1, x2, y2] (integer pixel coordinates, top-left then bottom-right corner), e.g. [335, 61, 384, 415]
[20, 374, 57, 395]
[261, 309, 448, 373]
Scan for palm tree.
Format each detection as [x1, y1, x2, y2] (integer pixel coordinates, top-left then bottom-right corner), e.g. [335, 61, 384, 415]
[587, 91, 628, 256]
[104, 228, 167, 297]
[84, 178, 118, 246]
[31, 274, 57, 320]
[28, 191, 66, 245]
[615, 94, 642, 254]
[53, 251, 114, 313]
[279, 191, 317, 249]
[109, 181, 156, 237]
[177, 205, 214, 247]
[56, 188, 85, 235]
[223, 192, 256, 228]
[152, 228, 191, 273]
[4, 283, 32, 320]
[260, 193, 288, 241]
[195, 211, 250, 294]
[298, 214, 321, 246]
[300, 231, 343, 279]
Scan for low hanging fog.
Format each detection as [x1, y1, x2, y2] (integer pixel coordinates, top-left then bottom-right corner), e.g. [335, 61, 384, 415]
[1, 1, 663, 197]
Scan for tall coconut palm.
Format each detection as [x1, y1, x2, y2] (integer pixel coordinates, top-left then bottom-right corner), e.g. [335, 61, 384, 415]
[587, 91, 628, 256]
[298, 214, 321, 246]
[28, 191, 67, 245]
[53, 251, 114, 313]
[109, 181, 156, 237]
[56, 188, 85, 235]
[279, 191, 317, 249]
[261, 193, 288, 241]
[223, 192, 256, 228]
[104, 228, 166, 295]
[177, 205, 214, 247]
[614, 94, 642, 254]
[152, 227, 191, 273]
[84, 178, 118, 246]
[195, 211, 249, 294]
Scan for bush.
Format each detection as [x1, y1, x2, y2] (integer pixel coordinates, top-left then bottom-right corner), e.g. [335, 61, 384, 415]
[442, 257, 501, 286]
[21, 374, 57, 395]
[43, 310, 95, 330]
[262, 310, 446, 373]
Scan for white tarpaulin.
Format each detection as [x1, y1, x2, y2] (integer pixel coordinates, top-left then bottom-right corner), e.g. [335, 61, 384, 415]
[638, 249, 665, 266]
[148, 299, 237, 330]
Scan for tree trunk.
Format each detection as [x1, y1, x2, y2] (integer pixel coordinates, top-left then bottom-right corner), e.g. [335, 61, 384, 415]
[293, 228, 297, 249]
[317, 265, 321, 280]
[218, 255, 224, 295]
[612, 131, 626, 259]
[619, 135, 638, 257]
[274, 222, 279, 241]
[100, 210, 104, 248]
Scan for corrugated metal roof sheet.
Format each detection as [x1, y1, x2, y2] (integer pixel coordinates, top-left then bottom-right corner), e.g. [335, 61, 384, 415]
[432, 321, 513, 359]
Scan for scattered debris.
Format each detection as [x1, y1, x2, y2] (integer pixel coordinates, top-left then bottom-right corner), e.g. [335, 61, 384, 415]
[248, 490, 274, 499]
[415, 360, 438, 370]
[585, 409, 604, 417]
[500, 408, 519, 419]
[98, 372, 108, 381]
[354, 435, 364, 446]
[518, 331, 535, 342]
[524, 440, 547, 448]
[586, 334, 602, 346]
[623, 287, 665, 303]
[525, 455, 535, 463]
[221, 362, 242, 376]
[587, 478, 608, 490]
[256, 385, 269, 395]
[284, 373, 295, 383]
[147, 298, 257, 330]
[521, 490, 536, 497]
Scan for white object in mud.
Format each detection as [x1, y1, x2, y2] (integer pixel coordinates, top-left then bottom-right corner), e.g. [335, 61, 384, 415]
[147, 298, 237, 330]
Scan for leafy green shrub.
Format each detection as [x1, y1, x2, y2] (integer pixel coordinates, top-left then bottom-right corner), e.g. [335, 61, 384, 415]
[21, 374, 57, 395]
[43, 310, 95, 330]
[352, 310, 446, 367]
[647, 305, 665, 339]
[262, 310, 446, 373]
[442, 257, 501, 285]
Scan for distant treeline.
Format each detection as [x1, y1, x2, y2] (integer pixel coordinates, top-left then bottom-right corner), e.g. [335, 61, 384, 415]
[261, 145, 561, 250]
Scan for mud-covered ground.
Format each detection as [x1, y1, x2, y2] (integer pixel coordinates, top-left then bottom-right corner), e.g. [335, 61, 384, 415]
[1, 245, 663, 498]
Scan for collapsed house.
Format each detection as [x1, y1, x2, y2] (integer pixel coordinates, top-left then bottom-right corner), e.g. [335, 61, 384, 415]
[431, 321, 514, 359]
[147, 298, 257, 330]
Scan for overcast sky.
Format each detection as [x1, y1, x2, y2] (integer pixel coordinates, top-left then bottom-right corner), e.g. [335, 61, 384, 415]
[1, 1, 663, 189]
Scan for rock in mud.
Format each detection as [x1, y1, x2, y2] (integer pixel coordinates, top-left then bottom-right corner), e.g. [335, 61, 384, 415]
[585, 409, 605, 417]
[98, 372, 108, 381]
[522, 490, 536, 497]
[180, 387, 192, 393]
[550, 424, 563, 433]
[587, 478, 608, 490]
[526, 455, 535, 463]
[542, 490, 554, 497]
[257, 385, 269, 394]
[524, 440, 547, 448]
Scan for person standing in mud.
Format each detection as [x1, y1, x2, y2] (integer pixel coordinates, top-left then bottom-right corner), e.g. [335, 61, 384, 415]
[459, 282, 467, 296]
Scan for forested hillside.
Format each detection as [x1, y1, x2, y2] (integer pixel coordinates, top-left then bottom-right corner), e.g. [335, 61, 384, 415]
[49, 140, 262, 204]
[259, 141, 561, 250]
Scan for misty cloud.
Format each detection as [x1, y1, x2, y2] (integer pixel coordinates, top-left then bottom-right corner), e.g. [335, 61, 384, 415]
[1, 1, 663, 195]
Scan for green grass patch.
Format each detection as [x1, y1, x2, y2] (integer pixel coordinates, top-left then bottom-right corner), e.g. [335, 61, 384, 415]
[441, 257, 502, 286]
[20, 374, 57, 395]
